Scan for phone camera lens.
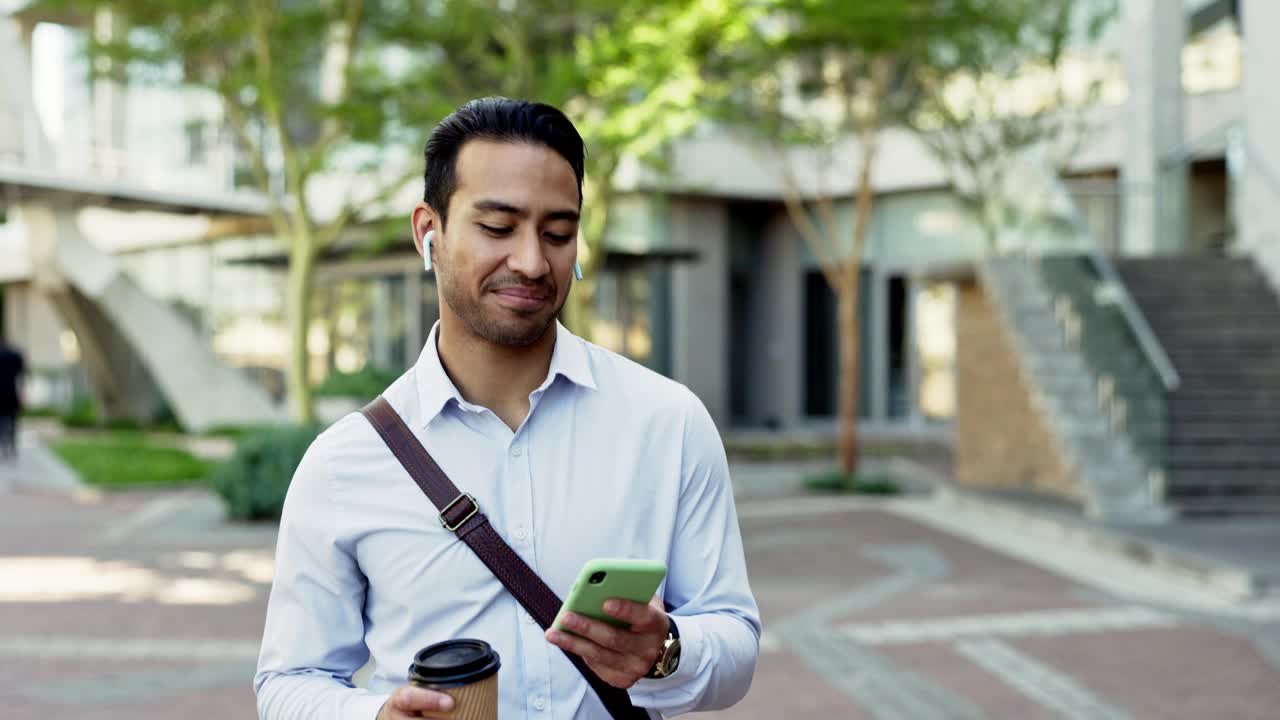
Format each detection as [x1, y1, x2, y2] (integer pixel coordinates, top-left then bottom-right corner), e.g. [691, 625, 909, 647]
[588, 571, 607, 585]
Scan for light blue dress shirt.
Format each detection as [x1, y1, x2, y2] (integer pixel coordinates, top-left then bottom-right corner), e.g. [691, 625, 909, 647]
[255, 322, 761, 719]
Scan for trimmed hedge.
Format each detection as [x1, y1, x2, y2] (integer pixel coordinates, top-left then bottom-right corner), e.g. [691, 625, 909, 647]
[210, 423, 321, 522]
[802, 472, 900, 496]
[314, 366, 400, 399]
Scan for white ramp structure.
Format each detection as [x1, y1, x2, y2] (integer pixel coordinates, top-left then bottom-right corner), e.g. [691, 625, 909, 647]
[0, 13, 281, 432]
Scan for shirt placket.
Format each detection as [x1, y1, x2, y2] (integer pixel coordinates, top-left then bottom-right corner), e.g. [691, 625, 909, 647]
[509, 406, 554, 718]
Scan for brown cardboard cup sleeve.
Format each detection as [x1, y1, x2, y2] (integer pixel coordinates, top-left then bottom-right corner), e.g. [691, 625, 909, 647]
[408, 639, 501, 720]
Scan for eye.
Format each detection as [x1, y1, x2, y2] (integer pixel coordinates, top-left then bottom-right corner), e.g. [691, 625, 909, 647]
[478, 224, 512, 236]
[544, 232, 573, 243]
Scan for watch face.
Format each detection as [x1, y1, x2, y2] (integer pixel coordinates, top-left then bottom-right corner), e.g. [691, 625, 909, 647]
[664, 642, 682, 675]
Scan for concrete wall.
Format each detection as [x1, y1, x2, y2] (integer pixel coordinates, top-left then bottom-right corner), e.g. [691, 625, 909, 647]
[1240, 0, 1280, 290]
[4, 284, 68, 369]
[954, 280, 1084, 505]
[752, 212, 803, 429]
[669, 197, 729, 427]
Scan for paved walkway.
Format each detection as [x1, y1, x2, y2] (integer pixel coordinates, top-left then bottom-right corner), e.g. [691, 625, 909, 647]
[3, 480, 1279, 718]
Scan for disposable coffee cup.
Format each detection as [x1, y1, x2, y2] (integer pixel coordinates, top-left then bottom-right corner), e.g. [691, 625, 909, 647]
[408, 639, 501, 720]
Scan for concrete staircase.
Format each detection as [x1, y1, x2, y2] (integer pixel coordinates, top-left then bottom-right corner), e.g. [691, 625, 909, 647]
[1115, 256, 1280, 514]
[980, 256, 1166, 522]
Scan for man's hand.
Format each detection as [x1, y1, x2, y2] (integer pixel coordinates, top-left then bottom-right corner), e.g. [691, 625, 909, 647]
[377, 685, 455, 719]
[545, 595, 668, 689]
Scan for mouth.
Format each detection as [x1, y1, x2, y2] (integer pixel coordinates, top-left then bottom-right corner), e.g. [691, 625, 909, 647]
[491, 286, 551, 311]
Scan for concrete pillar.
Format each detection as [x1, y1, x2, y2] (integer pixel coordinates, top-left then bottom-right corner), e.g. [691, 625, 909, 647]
[868, 269, 887, 422]
[670, 198, 729, 427]
[757, 212, 803, 430]
[1121, 0, 1187, 255]
[1239, 0, 1280, 290]
[906, 276, 924, 428]
[91, 8, 127, 177]
[0, 15, 50, 166]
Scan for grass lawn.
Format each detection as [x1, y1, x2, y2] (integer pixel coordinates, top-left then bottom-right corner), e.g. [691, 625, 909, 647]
[53, 433, 217, 489]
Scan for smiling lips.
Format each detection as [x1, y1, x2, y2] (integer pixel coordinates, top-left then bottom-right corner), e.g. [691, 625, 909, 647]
[492, 285, 550, 310]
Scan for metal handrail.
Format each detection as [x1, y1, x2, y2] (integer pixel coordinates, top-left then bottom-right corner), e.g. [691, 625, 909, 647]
[1058, 192, 1182, 392]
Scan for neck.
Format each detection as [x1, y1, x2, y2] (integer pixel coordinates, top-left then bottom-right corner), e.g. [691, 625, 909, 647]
[435, 313, 557, 427]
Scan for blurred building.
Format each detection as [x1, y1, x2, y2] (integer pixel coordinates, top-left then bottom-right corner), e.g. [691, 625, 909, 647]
[1, 1, 1276, 508]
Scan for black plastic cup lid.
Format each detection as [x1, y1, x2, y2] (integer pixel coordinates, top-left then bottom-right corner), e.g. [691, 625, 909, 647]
[409, 639, 501, 688]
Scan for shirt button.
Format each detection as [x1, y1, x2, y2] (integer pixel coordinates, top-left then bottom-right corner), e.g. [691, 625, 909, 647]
[533, 696, 546, 711]
[524, 610, 536, 624]
[514, 526, 528, 541]
[511, 446, 523, 457]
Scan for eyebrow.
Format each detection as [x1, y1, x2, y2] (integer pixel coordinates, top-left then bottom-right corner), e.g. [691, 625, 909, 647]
[472, 199, 579, 223]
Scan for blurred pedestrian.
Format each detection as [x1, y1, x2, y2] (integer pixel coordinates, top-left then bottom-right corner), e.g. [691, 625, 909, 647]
[0, 338, 24, 460]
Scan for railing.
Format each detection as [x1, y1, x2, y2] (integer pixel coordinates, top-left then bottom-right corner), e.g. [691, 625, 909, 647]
[1006, 159, 1180, 501]
[0, 19, 245, 198]
[1035, 254, 1170, 480]
[1060, 199, 1181, 393]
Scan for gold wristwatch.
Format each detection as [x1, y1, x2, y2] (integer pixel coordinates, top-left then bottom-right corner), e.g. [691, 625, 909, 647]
[645, 616, 682, 679]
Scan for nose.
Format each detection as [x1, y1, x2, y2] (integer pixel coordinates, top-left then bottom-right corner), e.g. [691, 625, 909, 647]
[507, 228, 551, 280]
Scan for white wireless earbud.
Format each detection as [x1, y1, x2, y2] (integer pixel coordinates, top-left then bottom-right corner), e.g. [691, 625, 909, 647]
[423, 230, 435, 272]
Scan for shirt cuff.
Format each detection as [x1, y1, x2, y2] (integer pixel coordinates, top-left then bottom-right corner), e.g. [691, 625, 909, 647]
[627, 613, 704, 708]
[345, 690, 392, 720]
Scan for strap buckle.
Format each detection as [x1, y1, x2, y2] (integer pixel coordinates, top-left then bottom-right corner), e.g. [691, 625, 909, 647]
[439, 493, 480, 532]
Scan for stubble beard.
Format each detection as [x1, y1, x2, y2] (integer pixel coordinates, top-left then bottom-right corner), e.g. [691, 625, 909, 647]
[438, 267, 563, 347]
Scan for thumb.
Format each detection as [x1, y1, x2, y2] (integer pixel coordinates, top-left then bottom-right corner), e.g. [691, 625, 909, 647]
[389, 685, 456, 714]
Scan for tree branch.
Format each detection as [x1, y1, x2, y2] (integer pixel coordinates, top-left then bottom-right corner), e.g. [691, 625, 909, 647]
[316, 164, 421, 249]
[307, 0, 366, 176]
[221, 91, 292, 237]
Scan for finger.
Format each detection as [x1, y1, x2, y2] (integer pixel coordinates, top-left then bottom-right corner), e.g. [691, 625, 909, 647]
[603, 597, 666, 632]
[585, 659, 644, 690]
[546, 628, 652, 678]
[388, 685, 455, 714]
[558, 612, 653, 655]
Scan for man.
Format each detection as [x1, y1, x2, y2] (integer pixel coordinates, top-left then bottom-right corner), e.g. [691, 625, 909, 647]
[255, 98, 760, 720]
[0, 338, 25, 460]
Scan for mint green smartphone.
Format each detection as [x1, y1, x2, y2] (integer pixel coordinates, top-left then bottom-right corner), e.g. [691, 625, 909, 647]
[553, 558, 667, 633]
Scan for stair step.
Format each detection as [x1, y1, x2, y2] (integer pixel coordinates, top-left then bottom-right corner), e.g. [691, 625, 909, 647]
[1165, 445, 1280, 467]
[1167, 426, 1280, 442]
[1168, 498, 1280, 516]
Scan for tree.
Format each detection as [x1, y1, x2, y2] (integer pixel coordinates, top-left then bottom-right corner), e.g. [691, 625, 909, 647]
[404, 0, 759, 340]
[41, 0, 750, 422]
[912, 0, 1118, 251]
[35, 0, 452, 421]
[733, 0, 1086, 477]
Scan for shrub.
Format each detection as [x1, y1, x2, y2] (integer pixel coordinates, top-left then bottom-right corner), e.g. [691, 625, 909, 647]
[802, 472, 900, 496]
[60, 396, 98, 428]
[314, 366, 401, 400]
[210, 423, 321, 522]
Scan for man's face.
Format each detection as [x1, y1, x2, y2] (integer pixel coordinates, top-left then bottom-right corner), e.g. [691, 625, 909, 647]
[416, 140, 580, 347]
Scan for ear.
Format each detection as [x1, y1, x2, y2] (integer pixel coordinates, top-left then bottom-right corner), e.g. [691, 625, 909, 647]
[411, 202, 439, 258]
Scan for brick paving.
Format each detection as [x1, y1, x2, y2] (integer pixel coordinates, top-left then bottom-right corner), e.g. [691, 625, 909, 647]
[2, 485, 1279, 719]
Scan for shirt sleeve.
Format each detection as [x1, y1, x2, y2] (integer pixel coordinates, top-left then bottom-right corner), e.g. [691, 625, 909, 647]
[254, 433, 391, 720]
[627, 390, 762, 716]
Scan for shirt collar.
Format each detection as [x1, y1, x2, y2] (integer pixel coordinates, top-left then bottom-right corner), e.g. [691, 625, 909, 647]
[413, 320, 596, 427]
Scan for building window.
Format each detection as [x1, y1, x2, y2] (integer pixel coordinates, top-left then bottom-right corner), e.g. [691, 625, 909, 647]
[184, 119, 208, 166]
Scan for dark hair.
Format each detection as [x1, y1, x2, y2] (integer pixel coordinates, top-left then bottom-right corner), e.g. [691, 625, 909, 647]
[422, 97, 586, 227]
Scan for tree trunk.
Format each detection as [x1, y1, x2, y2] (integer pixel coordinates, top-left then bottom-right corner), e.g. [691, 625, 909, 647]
[286, 235, 319, 423]
[838, 123, 881, 476]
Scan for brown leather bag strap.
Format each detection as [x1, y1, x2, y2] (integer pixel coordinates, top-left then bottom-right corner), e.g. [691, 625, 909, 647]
[361, 396, 649, 720]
